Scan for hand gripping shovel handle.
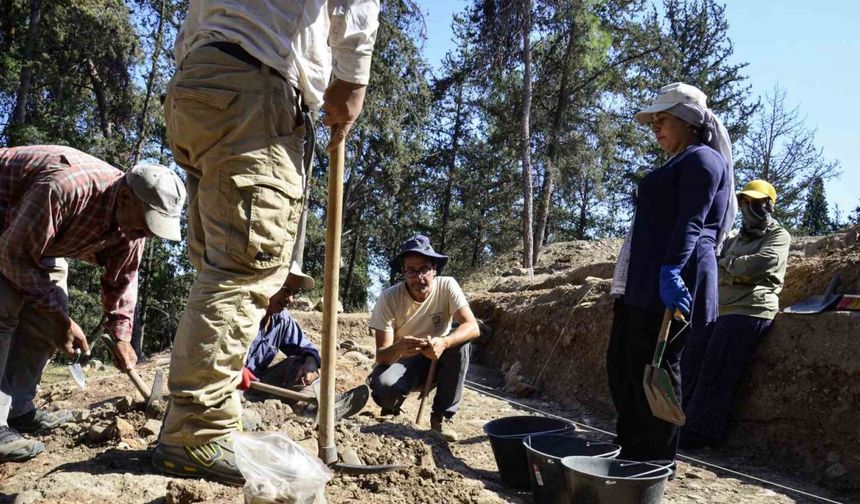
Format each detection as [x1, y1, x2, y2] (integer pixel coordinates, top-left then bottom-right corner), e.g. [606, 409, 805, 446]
[100, 334, 150, 401]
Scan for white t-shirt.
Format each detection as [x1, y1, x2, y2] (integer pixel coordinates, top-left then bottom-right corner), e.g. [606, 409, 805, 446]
[369, 276, 469, 341]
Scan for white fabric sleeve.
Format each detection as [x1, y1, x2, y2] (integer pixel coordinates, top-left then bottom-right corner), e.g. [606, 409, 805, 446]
[328, 0, 380, 85]
[446, 278, 470, 314]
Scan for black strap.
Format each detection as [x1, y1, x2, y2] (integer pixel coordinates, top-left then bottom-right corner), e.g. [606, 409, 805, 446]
[205, 42, 262, 68]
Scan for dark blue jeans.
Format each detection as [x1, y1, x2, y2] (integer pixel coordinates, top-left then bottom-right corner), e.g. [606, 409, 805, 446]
[368, 342, 470, 418]
[681, 314, 773, 441]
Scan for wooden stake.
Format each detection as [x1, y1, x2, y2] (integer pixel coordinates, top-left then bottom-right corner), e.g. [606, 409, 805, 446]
[318, 139, 345, 464]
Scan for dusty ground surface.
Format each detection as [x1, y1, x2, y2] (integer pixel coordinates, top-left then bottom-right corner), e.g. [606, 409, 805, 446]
[0, 318, 852, 504]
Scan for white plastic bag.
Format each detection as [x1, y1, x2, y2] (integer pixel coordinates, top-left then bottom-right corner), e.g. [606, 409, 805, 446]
[234, 431, 333, 504]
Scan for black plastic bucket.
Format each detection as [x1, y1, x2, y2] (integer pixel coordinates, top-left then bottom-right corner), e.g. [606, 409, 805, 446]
[524, 434, 621, 504]
[483, 416, 574, 489]
[561, 456, 673, 504]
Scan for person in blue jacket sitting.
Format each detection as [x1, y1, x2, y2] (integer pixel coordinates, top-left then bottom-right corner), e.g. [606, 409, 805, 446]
[238, 261, 368, 421]
[607, 82, 737, 464]
[242, 261, 320, 390]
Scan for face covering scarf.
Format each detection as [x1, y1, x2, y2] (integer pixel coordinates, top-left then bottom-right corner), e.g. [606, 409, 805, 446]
[740, 200, 771, 237]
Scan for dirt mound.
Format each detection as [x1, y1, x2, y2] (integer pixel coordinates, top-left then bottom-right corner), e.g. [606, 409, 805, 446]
[467, 228, 860, 494]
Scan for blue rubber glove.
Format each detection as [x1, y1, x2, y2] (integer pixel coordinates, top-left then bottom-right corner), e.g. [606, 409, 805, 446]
[659, 265, 692, 316]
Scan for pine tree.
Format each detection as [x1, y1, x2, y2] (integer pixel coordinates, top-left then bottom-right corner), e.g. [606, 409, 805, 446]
[800, 177, 832, 236]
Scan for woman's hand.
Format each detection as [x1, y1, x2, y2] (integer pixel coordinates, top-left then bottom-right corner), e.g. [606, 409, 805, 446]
[659, 265, 692, 316]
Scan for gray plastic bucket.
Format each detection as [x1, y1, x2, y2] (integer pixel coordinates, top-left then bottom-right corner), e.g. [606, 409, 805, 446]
[483, 416, 575, 489]
[561, 456, 672, 504]
[524, 434, 621, 504]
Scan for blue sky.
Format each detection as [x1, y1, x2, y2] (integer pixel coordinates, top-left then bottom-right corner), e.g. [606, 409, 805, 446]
[416, 0, 859, 217]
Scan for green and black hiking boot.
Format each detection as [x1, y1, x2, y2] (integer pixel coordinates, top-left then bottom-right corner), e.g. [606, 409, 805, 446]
[8, 409, 74, 433]
[430, 413, 459, 442]
[152, 436, 244, 486]
[0, 426, 44, 462]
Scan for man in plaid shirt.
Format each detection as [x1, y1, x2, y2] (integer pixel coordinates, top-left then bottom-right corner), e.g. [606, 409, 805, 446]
[0, 145, 185, 463]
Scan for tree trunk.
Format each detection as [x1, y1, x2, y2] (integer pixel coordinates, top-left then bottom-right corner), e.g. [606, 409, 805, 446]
[131, 0, 166, 165]
[85, 59, 112, 138]
[342, 222, 361, 307]
[7, 0, 42, 144]
[439, 83, 465, 253]
[131, 241, 154, 361]
[520, 0, 534, 273]
[534, 15, 577, 262]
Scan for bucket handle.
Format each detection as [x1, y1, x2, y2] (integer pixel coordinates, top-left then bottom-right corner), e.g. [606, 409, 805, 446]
[617, 461, 674, 479]
[497, 424, 573, 440]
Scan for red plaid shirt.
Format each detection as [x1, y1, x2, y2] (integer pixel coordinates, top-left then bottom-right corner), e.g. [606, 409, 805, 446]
[0, 146, 145, 341]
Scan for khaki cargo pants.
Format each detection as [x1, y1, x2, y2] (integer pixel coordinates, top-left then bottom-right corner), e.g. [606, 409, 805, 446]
[161, 45, 305, 446]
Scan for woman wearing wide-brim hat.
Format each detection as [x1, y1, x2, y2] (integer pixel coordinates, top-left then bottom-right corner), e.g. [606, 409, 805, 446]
[607, 82, 736, 464]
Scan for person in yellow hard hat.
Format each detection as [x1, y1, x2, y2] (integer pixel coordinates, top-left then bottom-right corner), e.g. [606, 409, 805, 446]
[680, 179, 791, 449]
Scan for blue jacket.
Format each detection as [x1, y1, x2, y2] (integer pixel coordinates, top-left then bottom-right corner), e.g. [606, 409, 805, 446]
[624, 144, 731, 328]
[245, 311, 321, 375]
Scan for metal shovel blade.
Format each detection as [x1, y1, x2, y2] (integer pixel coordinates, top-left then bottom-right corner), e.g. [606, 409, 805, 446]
[643, 310, 686, 426]
[68, 363, 86, 390]
[643, 364, 685, 426]
[783, 275, 841, 314]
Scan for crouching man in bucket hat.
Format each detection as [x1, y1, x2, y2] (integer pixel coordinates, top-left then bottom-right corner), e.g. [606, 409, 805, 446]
[368, 235, 480, 441]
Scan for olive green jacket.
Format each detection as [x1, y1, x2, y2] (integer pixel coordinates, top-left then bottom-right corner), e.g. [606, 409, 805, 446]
[718, 220, 791, 319]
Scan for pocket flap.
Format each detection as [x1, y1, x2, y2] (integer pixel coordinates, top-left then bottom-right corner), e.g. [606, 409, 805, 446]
[230, 174, 303, 199]
[174, 86, 238, 110]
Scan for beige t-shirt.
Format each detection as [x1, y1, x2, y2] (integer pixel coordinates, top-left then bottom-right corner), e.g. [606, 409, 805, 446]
[369, 277, 469, 341]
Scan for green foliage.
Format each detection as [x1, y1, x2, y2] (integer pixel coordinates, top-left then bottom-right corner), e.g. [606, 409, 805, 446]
[1, 0, 844, 320]
[799, 176, 832, 237]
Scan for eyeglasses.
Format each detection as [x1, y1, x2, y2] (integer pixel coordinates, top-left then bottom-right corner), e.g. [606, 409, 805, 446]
[403, 265, 435, 278]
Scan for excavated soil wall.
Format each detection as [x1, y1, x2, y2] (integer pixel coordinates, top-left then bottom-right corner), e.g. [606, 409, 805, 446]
[466, 230, 860, 490]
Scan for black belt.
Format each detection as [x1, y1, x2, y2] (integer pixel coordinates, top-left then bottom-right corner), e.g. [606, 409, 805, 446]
[206, 42, 266, 70]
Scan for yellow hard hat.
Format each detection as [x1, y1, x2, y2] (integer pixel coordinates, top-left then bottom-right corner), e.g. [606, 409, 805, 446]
[738, 179, 777, 204]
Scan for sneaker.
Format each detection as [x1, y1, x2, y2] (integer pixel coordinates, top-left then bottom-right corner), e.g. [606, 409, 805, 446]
[430, 413, 459, 442]
[379, 406, 401, 417]
[152, 436, 245, 486]
[0, 426, 44, 462]
[8, 409, 74, 433]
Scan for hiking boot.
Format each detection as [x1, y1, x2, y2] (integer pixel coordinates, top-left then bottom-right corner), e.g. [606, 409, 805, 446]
[0, 426, 44, 462]
[152, 436, 245, 486]
[8, 409, 74, 433]
[430, 413, 459, 442]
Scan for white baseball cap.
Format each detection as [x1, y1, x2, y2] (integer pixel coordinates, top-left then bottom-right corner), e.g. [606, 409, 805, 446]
[125, 164, 186, 241]
[287, 261, 315, 290]
[634, 82, 708, 124]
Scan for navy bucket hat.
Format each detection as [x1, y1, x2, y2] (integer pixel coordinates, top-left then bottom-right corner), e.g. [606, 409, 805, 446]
[390, 234, 449, 273]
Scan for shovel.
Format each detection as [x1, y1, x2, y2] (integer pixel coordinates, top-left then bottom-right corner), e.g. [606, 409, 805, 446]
[783, 275, 841, 314]
[643, 309, 686, 426]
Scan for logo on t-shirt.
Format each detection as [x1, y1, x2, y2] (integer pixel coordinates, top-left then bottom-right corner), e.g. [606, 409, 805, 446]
[431, 312, 443, 330]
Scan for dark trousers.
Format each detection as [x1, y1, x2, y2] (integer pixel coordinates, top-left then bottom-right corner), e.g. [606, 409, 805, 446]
[368, 342, 470, 418]
[681, 314, 772, 441]
[606, 298, 688, 461]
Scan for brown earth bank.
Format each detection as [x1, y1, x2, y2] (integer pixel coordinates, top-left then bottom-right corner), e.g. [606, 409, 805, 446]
[464, 225, 860, 500]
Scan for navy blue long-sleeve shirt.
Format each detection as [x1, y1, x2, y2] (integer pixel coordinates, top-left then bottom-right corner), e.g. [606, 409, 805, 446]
[624, 144, 731, 328]
[245, 311, 321, 375]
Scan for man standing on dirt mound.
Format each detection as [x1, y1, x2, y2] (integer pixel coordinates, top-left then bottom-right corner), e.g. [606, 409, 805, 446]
[368, 235, 480, 442]
[0, 145, 185, 463]
[155, 0, 381, 485]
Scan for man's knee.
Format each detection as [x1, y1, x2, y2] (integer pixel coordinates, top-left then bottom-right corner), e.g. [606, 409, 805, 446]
[368, 366, 407, 409]
[441, 341, 470, 366]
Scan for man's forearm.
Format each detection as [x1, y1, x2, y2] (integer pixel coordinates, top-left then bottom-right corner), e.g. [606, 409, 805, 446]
[375, 343, 402, 365]
[442, 321, 479, 349]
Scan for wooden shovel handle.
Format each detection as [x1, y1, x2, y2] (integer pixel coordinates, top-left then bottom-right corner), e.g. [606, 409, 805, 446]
[416, 359, 438, 424]
[651, 310, 674, 368]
